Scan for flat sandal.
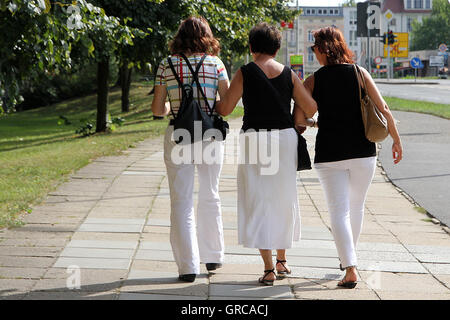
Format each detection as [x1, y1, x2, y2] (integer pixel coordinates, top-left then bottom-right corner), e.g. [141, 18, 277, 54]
[276, 259, 291, 278]
[258, 269, 275, 286]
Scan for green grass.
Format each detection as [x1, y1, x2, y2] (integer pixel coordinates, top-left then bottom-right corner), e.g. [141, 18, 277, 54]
[384, 97, 450, 119]
[0, 82, 243, 229]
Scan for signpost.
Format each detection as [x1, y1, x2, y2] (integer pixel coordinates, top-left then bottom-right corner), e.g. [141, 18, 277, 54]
[410, 57, 423, 82]
[383, 32, 409, 58]
[290, 54, 304, 80]
[357, 2, 381, 71]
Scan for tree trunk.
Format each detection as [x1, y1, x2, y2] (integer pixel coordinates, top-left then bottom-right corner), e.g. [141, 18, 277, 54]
[96, 57, 110, 133]
[121, 64, 132, 113]
[224, 57, 233, 79]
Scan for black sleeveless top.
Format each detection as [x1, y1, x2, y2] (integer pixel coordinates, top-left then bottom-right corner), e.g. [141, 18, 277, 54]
[313, 64, 376, 163]
[240, 62, 294, 131]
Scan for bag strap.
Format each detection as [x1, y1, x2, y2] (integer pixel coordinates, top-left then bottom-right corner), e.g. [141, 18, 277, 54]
[353, 64, 367, 100]
[178, 53, 213, 116]
[246, 63, 295, 126]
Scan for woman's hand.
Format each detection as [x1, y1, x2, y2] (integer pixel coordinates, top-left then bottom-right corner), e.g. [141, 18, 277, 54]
[215, 70, 241, 116]
[392, 141, 403, 164]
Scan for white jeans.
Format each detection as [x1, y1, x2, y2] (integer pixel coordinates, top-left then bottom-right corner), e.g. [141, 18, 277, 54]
[163, 126, 225, 275]
[314, 156, 376, 269]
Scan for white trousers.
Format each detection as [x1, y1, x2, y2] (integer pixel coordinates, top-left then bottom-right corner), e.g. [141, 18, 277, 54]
[163, 126, 225, 275]
[314, 156, 376, 269]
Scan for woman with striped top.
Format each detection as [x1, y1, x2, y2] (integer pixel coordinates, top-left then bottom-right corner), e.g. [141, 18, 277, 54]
[151, 16, 229, 282]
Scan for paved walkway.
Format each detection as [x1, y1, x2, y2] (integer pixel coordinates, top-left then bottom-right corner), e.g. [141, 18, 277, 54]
[1, 118, 450, 300]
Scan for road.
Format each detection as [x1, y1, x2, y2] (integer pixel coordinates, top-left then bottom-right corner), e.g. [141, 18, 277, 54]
[378, 110, 450, 227]
[376, 79, 450, 104]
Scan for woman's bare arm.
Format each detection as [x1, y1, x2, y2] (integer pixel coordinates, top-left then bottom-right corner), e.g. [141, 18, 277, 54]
[360, 67, 403, 164]
[151, 85, 170, 116]
[215, 69, 243, 116]
[292, 71, 317, 118]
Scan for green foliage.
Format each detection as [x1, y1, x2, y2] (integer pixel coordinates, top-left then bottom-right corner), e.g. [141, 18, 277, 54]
[410, 0, 450, 50]
[0, 0, 137, 114]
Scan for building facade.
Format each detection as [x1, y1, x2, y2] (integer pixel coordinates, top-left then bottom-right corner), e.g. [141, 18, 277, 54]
[279, 6, 345, 75]
[359, 0, 432, 70]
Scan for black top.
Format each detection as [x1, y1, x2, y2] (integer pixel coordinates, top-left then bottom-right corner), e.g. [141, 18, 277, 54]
[240, 62, 294, 131]
[313, 64, 376, 163]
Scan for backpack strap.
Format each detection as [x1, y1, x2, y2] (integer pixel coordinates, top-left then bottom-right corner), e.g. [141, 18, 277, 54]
[178, 53, 213, 116]
[167, 56, 182, 119]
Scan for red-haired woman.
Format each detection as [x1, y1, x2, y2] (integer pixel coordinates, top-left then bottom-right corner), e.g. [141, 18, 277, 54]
[151, 16, 229, 282]
[302, 27, 403, 288]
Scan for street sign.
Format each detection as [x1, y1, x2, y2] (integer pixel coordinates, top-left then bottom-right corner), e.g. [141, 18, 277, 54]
[290, 54, 304, 80]
[383, 32, 409, 58]
[384, 9, 394, 22]
[410, 57, 423, 69]
[439, 43, 447, 53]
[374, 56, 382, 64]
[356, 2, 381, 37]
[430, 55, 444, 67]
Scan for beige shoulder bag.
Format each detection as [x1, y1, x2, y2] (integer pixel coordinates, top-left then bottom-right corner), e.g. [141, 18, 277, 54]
[353, 64, 389, 143]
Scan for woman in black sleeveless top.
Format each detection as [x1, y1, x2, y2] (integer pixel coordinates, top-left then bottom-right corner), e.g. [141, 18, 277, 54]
[216, 23, 317, 285]
[302, 27, 402, 288]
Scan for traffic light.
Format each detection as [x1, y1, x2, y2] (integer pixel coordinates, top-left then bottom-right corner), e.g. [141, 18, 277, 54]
[380, 33, 388, 44]
[387, 31, 397, 45]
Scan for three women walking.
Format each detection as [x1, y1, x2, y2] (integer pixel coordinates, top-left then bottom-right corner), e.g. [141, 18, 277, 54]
[152, 17, 403, 288]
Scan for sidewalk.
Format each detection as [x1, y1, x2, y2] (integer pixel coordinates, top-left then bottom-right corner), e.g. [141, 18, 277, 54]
[1, 118, 449, 300]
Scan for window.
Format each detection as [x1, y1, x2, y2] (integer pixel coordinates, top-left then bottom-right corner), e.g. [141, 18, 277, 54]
[307, 47, 314, 62]
[318, 9, 322, 14]
[406, 0, 412, 9]
[425, 0, 431, 8]
[306, 9, 310, 14]
[311, 9, 316, 14]
[407, 17, 414, 31]
[308, 30, 315, 42]
[349, 30, 357, 47]
[390, 18, 396, 26]
[323, 9, 327, 14]
[414, 0, 423, 9]
[335, 9, 339, 14]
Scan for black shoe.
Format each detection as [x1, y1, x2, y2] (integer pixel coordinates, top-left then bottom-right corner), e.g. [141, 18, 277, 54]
[206, 263, 222, 271]
[178, 274, 196, 282]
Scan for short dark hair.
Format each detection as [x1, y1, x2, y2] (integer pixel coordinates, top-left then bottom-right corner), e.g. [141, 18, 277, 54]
[248, 22, 282, 56]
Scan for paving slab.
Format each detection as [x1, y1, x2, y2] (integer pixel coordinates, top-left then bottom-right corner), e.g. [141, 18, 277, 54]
[60, 247, 135, 259]
[53, 257, 131, 270]
[66, 240, 138, 250]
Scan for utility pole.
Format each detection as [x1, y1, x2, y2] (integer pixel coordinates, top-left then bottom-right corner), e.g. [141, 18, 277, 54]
[296, 0, 299, 55]
[387, 25, 390, 80]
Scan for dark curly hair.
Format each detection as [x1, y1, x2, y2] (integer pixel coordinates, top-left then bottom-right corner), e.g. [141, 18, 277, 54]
[313, 27, 355, 65]
[169, 16, 220, 56]
[249, 22, 282, 56]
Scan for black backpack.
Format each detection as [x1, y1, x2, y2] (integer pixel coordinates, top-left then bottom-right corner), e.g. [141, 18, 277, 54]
[167, 53, 228, 144]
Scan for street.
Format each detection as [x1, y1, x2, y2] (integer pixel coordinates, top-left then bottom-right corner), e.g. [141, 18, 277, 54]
[376, 79, 450, 104]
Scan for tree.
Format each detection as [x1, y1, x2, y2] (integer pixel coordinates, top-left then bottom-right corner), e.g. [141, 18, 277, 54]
[0, 0, 137, 133]
[341, 0, 356, 7]
[410, 0, 450, 51]
[186, 0, 299, 75]
[94, 0, 186, 113]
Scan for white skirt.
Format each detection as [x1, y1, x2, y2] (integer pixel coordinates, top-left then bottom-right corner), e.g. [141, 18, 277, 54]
[237, 128, 300, 249]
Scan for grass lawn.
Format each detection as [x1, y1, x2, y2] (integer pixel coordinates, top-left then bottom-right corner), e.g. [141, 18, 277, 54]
[0, 82, 243, 229]
[384, 97, 450, 119]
